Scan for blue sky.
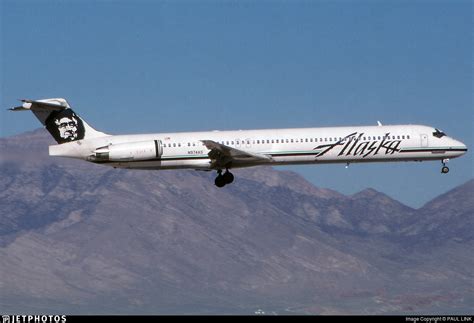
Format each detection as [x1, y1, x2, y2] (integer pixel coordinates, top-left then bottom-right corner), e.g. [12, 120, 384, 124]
[1, 0, 472, 207]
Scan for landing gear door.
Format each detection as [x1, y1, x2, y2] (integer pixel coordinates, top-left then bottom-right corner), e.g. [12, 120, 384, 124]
[421, 134, 429, 147]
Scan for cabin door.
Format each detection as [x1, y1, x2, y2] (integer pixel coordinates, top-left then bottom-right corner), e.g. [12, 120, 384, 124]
[420, 134, 429, 147]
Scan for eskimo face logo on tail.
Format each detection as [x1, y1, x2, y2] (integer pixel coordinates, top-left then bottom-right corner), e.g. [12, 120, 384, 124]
[45, 109, 85, 143]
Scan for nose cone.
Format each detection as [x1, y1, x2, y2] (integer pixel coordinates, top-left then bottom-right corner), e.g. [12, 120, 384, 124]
[450, 138, 468, 156]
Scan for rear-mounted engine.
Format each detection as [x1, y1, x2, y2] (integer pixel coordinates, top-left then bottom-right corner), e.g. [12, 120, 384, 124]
[90, 140, 163, 162]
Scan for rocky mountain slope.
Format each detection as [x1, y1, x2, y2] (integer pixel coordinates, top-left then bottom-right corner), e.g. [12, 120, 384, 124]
[0, 129, 472, 314]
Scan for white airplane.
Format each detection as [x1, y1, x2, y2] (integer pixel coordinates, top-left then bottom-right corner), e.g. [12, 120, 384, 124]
[11, 98, 468, 187]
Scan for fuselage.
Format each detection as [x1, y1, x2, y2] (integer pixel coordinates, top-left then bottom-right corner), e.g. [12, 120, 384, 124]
[12, 98, 468, 187]
[49, 124, 467, 171]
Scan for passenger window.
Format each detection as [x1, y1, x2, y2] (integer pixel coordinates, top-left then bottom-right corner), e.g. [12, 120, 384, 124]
[310, 138, 313, 142]
[397, 136, 400, 139]
[271, 140, 274, 143]
[290, 139, 294, 143]
[402, 136, 405, 139]
[187, 143, 190, 146]
[407, 135, 410, 139]
[178, 143, 181, 147]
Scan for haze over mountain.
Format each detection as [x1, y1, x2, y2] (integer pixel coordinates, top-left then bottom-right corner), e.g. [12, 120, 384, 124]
[0, 129, 472, 314]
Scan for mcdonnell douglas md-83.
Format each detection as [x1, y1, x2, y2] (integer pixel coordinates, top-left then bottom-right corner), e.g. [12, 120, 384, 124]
[11, 98, 468, 187]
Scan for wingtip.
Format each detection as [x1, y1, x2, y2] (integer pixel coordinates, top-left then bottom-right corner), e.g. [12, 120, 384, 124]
[9, 106, 25, 111]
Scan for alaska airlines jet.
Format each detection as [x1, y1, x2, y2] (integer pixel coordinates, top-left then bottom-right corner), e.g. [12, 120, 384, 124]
[11, 98, 468, 187]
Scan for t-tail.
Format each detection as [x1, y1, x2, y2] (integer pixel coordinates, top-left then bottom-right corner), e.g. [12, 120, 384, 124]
[9, 98, 108, 144]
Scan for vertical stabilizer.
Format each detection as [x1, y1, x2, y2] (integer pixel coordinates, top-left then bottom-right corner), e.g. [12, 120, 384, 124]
[10, 98, 109, 144]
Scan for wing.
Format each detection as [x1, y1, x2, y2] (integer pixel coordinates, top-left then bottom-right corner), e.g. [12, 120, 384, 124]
[201, 140, 273, 169]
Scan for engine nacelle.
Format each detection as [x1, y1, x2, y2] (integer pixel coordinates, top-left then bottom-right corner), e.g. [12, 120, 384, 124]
[92, 140, 163, 162]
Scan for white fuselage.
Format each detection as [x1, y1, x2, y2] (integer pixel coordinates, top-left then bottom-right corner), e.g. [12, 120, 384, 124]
[49, 124, 467, 171]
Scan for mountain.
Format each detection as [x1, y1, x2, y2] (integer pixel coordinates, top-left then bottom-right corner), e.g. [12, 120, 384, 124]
[0, 129, 472, 314]
[402, 179, 474, 244]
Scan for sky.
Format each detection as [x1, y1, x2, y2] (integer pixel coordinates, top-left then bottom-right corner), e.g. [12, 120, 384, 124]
[1, 0, 472, 207]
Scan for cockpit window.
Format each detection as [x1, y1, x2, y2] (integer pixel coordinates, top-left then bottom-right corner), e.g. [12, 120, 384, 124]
[432, 128, 446, 138]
